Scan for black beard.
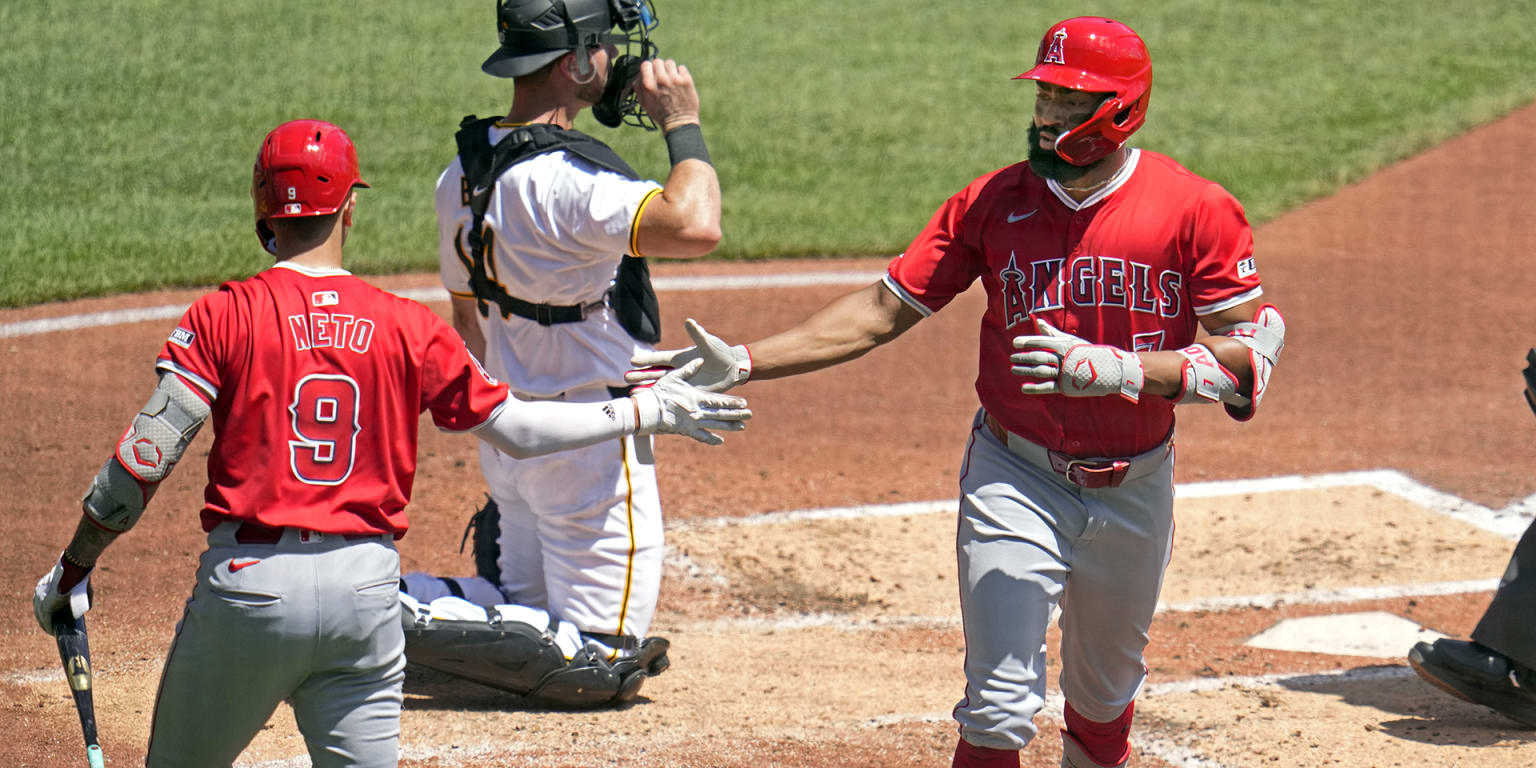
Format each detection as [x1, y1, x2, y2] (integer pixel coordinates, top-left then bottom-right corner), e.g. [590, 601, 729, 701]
[1027, 123, 1094, 183]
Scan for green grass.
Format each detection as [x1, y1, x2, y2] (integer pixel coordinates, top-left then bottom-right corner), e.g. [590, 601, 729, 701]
[1, 0, 1533, 307]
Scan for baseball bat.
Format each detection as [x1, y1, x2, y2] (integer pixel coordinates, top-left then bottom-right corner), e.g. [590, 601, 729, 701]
[51, 611, 105, 768]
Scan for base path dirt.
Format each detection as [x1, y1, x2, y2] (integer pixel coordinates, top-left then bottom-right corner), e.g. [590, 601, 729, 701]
[4, 104, 1536, 767]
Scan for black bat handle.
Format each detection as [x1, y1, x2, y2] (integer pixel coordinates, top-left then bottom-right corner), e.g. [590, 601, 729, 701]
[51, 612, 104, 768]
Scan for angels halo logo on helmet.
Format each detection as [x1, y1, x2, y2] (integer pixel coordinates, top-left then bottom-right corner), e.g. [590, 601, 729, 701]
[1015, 16, 1152, 166]
[250, 119, 369, 253]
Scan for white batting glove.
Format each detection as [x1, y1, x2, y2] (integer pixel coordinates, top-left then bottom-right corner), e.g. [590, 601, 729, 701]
[626, 318, 751, 393]
[632, 359, 753, 445]
[1010, 319, 1145, 402]
[33, 557, 93, 636]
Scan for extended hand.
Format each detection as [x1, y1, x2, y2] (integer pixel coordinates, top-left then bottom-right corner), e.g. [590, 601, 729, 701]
[33, 557, 92, 636]
[633, 359, 752, 445]
[627, 318, 751, 393]
[1010, 319, 1145, 402]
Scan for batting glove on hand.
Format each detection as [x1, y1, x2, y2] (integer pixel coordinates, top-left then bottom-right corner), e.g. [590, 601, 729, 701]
[1010, 319, 1145, 402]
[632, 359, 752, 445]
[33, 556, 93, 636]
[626, 318, 751, 393]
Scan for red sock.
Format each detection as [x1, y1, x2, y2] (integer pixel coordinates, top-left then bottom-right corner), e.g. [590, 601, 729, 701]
[951, 736, 1020, 768]
[1063, 701, 1133, 766]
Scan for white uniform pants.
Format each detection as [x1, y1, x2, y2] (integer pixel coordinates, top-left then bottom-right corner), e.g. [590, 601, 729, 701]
[147, 522, 405, 767]
[481, 384, 663, 641]
[953, 411, 1175, 751]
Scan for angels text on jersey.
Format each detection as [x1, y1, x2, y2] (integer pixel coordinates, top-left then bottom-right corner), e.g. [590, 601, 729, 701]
[999, 252, 1184, 329]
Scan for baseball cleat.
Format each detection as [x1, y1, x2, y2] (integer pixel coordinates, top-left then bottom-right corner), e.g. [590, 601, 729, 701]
[1408, 639, 1536, 728]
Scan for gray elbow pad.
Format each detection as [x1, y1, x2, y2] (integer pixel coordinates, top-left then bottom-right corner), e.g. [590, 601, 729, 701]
[83, 374, 211, 533]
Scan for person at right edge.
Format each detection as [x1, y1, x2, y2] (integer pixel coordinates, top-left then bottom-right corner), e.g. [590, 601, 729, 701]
[397, 0, 720, 708]
[1407, 350, 1536, 729]
[626, 16, 1288, 768]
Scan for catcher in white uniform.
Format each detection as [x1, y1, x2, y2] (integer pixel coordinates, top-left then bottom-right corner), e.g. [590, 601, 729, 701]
[400, 0, 721, 708]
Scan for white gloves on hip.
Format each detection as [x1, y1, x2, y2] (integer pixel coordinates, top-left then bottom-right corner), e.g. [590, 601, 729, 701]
[627, 318, 751, 393]
[1010, 319, 1144, 403]
[33, 557, 92, 636]
[632, 359, 752, 446]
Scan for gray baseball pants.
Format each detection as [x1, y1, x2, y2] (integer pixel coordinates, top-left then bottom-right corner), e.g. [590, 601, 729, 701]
[953, 410, 1175, 750]
[146, 522, 405, 767]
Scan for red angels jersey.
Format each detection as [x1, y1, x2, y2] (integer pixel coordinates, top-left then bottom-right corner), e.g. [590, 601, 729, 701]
[154, 262, 509, 536]
[886, 149, 1263, 457]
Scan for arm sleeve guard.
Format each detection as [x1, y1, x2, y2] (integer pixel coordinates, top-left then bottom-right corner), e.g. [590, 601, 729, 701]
[82, 373, 211, 533]
[1212, 303, 1286, 421]
[471, 395, 638, 460]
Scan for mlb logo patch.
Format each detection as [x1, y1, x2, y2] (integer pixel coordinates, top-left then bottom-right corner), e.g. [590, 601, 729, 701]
[169, 327, 195, 349]
[284, 203, 303, 215]
[1237, 257, 1258, 278]
[312, 291, 339, 307]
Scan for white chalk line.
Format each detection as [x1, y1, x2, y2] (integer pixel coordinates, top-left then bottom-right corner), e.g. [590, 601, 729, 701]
[0, 271, 884, 339]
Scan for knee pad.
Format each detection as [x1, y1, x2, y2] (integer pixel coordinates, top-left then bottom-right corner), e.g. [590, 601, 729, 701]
[403, 613, 568, 699]
[402, 609, 671, 709]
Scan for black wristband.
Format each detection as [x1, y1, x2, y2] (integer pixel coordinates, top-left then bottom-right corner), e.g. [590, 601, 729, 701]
[664, 123, 711, 167]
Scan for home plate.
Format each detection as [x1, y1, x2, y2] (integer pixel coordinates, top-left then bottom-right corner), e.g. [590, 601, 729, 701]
[1245, 611, 1448, 658]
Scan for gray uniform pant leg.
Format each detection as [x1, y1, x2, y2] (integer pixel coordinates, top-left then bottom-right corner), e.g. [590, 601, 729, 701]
[953, 414, 1174, 750]
[147, 525, 404, 768]
[1472, 518, 1536, 671]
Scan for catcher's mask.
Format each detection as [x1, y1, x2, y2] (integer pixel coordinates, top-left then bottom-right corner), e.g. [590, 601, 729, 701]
[482, 0, 660, 129]
[250, 119, 369, 254]
[1014, 16, 1152, 166]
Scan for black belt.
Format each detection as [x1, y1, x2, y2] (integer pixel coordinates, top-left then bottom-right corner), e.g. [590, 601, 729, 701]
[494, 293, 605, 326]
[233, 522, 380, 544]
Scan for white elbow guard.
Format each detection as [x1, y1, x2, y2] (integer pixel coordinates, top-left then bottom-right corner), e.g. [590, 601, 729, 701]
[84, 374, 210, 533]
[1213, 303, 1286, 420]
[1171, 343, 1246, 409]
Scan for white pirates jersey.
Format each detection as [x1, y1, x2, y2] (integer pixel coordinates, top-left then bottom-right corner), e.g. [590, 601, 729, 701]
[435, 123, 663, 397]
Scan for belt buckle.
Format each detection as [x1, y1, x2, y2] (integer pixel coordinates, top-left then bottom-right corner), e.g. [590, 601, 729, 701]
[534, 304, 554, 326]
[1064, 459, 1130, 489]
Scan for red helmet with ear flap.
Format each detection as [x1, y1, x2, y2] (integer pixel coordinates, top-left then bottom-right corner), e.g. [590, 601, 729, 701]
[1015, 16, 1152, 166]
[251, 119, 369, 253]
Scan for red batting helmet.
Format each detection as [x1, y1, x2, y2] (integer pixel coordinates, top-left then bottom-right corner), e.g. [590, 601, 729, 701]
[251, 119, 369, 252]
[1014, 17, 1152, 166]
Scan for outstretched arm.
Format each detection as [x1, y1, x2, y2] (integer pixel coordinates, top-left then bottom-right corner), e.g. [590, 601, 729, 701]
[627, 280, 925, 391]
[472, 361, 750, 458]
[746, 280, 925, 380]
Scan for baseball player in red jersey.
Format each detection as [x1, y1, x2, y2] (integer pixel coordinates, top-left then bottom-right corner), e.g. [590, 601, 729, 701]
[29, 119, 747, 767]
[630, 17, 1285, 768]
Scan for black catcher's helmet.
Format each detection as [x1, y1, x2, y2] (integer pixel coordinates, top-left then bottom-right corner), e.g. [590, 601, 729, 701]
[482, 0, 657, 79]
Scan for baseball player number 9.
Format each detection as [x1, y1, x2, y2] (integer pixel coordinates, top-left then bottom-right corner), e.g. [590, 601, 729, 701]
[288, 375, 362, 486]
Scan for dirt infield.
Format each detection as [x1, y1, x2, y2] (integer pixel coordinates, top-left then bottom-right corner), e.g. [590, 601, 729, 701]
[4, 103, 1536, 767]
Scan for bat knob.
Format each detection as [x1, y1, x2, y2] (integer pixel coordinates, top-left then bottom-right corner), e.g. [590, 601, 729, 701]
[88, 745, 104, 768]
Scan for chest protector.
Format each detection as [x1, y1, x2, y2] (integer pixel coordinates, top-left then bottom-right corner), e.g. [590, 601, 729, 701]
[454, 116, 662, 344]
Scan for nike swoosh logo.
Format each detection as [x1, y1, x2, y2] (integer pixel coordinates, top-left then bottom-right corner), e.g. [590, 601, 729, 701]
[1007, 210, 1038, 223]
[229, 559, 261, 572]
[472, 185, 490, 197]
